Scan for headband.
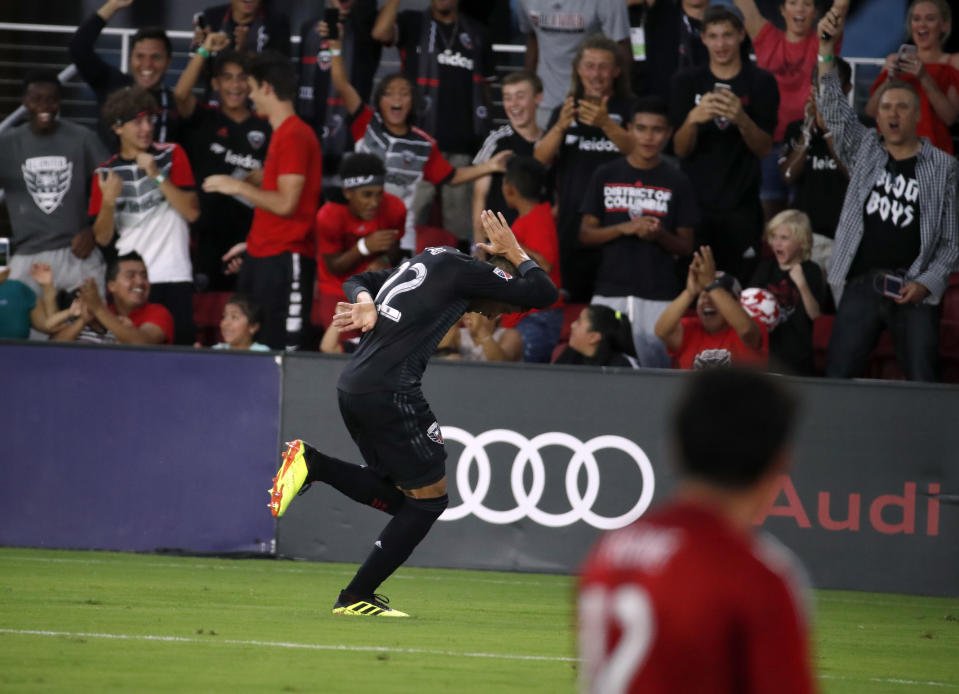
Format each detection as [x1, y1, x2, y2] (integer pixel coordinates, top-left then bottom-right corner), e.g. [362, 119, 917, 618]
[342, 174, 385, 190]
[113, 108, 155, 127]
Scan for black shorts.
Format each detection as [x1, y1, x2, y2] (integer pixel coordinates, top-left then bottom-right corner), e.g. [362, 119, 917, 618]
[337, 389, 447, 490]
[237, 251, 316, 351]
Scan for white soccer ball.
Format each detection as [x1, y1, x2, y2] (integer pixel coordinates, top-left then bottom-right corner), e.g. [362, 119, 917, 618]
[740, 287, 781, 330]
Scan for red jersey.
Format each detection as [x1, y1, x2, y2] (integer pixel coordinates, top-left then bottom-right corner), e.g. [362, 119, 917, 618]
[670, 316, 769, 370]
[579, 500, 815, 694]
[110, 302, 174, 344]
[246, 114, 323, 258]
[501, 201, 563, 328]
[315, 193, 407, 296]
[870, 64, 959, 154]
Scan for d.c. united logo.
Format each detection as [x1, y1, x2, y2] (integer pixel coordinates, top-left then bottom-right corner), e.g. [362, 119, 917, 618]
[21, 156, 72, 214]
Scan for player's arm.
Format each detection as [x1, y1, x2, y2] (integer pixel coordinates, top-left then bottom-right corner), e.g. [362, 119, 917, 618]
[465, 211, 559, 309]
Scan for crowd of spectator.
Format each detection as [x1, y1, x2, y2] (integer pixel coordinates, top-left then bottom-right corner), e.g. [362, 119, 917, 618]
[1, 0, 957, 383]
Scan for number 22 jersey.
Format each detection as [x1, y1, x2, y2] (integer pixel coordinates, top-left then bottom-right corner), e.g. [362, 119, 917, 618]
[338, 247, 558, 394]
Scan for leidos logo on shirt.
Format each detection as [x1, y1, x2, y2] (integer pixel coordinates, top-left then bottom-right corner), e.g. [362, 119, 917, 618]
[437, 50, 474, 71]
[577, 137, 619, 152]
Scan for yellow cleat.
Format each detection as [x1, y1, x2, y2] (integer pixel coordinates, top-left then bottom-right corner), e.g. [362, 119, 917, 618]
[332, 592, 409, 617]
[268, 440, 310, 518]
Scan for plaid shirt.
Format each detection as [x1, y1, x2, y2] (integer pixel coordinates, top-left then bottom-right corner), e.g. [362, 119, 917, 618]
[817, 70, 958, 304]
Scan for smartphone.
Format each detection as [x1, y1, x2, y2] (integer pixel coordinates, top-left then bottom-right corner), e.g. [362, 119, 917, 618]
[0, 238, 9, 271]
[882, 273, 905, 299]
[324, 8, 340, 40]
[714, 82, 732, 93]
[897, 43, 918, 62]
[193, 12, 207, 31]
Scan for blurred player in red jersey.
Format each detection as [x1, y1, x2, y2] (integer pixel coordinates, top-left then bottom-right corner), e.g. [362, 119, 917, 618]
[578, 367, 815, 694]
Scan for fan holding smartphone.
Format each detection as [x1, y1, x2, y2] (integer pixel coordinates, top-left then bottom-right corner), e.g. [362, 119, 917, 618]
[865, 0, 959, 154]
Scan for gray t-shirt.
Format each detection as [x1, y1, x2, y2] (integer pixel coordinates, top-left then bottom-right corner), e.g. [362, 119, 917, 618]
[0, 120, 108, 254]
[517, 0, 630, 110]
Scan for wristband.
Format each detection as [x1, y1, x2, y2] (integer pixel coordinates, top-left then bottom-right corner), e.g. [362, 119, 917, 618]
[330, 48, 342, 57]
[817, 53, 834, 63]
[357, 237, 371, 256]
[196, 46, 211, 59]
[153, 173, 166, 186]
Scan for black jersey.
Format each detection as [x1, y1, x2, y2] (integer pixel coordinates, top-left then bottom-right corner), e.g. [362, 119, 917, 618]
[339, 247, 558, 394]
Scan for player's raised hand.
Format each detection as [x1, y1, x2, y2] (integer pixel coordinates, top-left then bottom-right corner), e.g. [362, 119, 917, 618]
[333, 299, 378, 333]
[476, 210, 528, 264]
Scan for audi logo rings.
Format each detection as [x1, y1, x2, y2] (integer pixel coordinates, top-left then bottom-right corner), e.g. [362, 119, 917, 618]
[439, 427, 655, 530]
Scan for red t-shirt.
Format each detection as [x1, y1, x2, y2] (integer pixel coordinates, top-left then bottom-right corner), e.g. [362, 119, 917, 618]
[110, 302, 174, 344]
[501, 202, 563, 328]
[870, 63, 959, 154]
[246, 114, 323, 258]
[753, 24, 841, 142]
[315, 193, 407, 296]
[670, 316, 769, 369]
[579, 500, 815, 694]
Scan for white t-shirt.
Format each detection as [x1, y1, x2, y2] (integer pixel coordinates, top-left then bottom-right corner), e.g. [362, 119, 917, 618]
[517, 0, 630, 110]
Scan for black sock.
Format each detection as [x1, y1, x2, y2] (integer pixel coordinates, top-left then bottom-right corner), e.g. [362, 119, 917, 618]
[302, 443, 405, 515]
[345, 494, 449, 598]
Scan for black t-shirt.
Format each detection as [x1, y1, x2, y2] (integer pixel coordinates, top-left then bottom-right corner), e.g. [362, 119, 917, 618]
[668, 63, 779, 211]
[396, 11, 495, 154]
[339, 248, 558, 394]
[581, 158, 699, 299]
[848, 155, 921, 280]
[749, 259, 825, 376]
[183, 106, 272, 286]
[549, 96, 635, 247]
[629, 1, 708, 101]
[781, 119, 847, 240]
[472, 125, 538, 225]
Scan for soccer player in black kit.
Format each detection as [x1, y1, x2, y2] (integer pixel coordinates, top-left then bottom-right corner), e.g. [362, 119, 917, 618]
[268, 210, 558, 616]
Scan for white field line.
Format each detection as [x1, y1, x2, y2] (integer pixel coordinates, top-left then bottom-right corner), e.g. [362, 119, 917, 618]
[2, 629, 956, 689]
[819, 674, 959, 689]
[3, 555, 567, 588]
[0, 628, 577, 663]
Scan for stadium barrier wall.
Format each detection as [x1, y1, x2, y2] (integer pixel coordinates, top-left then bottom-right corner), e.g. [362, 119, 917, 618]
[0, 342, 281, 555]
[279, 355, 959, 597]
[2, 343, 956, 596]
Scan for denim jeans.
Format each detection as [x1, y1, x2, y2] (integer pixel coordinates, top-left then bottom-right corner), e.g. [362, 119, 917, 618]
[515, 308, 563, 363]
[825, 272, 940, 381]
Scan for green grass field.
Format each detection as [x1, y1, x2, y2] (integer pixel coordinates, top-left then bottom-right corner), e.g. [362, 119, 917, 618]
[0, 548, 956, 693]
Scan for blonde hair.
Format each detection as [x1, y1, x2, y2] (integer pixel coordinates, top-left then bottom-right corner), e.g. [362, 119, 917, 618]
[907, 0, 951, 44]
[765, 210, 813, 261]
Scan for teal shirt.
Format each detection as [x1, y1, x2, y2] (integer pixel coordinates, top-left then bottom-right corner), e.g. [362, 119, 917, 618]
[0, 279, 36, 338]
